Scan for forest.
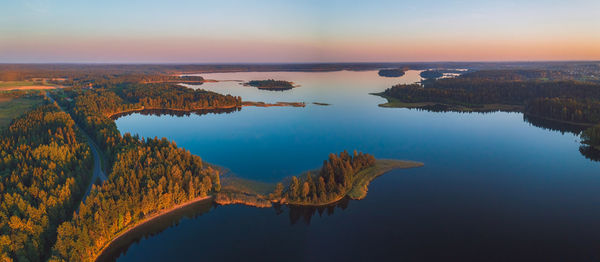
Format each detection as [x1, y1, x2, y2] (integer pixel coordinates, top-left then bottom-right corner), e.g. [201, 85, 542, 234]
[0, 104, 93, 261]
[50, 135, 221, 261]
[378, 69, 406, 77]
[276, 151, 376, 205]
[419, 70, 443, 79]
[45, 82, 237, 261]
[245, 80, 295, 90]
[380, 70, 600, 155]
[381, 77, 600, 124]
[2, 73, 245, 261]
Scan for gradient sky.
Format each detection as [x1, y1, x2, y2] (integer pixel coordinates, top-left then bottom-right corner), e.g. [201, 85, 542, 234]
[1, 0, 599, 63]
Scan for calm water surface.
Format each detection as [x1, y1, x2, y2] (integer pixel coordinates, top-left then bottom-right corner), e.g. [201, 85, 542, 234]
[114, 70, 600, 261]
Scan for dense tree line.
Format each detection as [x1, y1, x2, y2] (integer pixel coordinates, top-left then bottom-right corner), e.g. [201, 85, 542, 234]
[382, 71, 600, 158]
[279, 151, 375, 205]
[420, 70, 443, 79]
[385, 80, 600, 107]
[43, 83, 236, 261]
[525, 98, 600, 124]
[245, 80, 294, 90]
[54, 84, 240, 162]
[581, 125, 600, 150]
[115, 83, 241, 110]
[50, 135, 220, 261]
[0, 105, 93, 261]
[378, 69, 406, 77]
[458, 70, 574, 81]
[383, 78, 600, 124]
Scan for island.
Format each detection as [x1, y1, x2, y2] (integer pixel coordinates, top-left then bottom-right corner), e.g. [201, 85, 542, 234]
[215, 151, 423, 208]
[378, 68, 406, 77]
[420, 70, 443, 79]
[244, 79, 296, 91]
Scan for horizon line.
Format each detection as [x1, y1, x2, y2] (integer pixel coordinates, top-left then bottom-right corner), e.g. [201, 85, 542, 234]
[1, 60, 600, 65]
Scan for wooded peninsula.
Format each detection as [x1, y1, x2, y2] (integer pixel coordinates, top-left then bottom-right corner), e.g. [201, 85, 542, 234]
[0, 70, 422, 262]
[375, 69, 600, 159]
[244, 79, 296, 91]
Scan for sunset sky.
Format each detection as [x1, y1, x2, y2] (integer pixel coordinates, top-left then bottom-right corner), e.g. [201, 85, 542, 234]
[1, 0, 599, 63]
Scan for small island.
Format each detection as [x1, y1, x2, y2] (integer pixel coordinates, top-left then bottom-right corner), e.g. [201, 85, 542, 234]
[420, 70, 443, 79]
[216, 151, 423, 207]
[378, 69, 406, 77]
[244, 79, 296, 91]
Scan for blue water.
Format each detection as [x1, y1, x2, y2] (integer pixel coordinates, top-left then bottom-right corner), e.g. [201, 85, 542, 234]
[114, 70, 600, 261]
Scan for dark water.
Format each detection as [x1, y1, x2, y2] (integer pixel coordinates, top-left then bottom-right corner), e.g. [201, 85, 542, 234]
[113, 70, 600, 261]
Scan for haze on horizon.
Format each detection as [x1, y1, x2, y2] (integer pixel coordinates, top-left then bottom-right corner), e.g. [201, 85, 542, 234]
[1, 0, 599, 63]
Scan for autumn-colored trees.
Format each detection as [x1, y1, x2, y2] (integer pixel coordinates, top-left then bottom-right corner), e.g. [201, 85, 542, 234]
[283, 150, 375, 205]
[51, 136, 220, 261]
[0, 104, 93, 261]
[46, 83, 235, 261]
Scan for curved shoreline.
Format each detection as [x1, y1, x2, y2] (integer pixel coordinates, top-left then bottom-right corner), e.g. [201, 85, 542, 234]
[106, 101, 306, 119]
[93, 160, 423, 260]
[105, 105, 240, 118]
[94, 195, 213, 261]
[280, 159, 424, 206]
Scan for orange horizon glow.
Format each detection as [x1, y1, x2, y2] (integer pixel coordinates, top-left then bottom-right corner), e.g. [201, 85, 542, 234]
[1, 0, 599, 63]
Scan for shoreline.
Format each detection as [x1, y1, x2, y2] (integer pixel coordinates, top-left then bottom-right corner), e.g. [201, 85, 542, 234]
[106, 101, 306, 118]
[105, 105, 240, 118]
[373, 93, 598, 127]
[281, 159, 424, 206]
[94, 195, 213, 261]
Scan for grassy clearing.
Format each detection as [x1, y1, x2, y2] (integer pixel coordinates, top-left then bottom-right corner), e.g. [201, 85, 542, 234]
[0, 81, 37, 88]
[0, 81, 57, 91]
[0, 95, 44, 127]
[220, 175, 277, 196]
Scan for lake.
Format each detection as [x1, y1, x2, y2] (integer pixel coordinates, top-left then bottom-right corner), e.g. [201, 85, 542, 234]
[113, 70, 600, 261]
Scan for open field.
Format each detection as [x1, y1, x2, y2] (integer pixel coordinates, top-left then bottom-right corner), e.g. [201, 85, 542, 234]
[0, 95, 44, 127]
[0, 81, 60, 91]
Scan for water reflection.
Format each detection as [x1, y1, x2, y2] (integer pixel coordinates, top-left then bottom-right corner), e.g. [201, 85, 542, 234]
[523, 114, 587, 135]
[278, 198, 351, 225]
[97, 200, 215, 262]
[110, 107, 240, 120]
[580, 145, 600, 162]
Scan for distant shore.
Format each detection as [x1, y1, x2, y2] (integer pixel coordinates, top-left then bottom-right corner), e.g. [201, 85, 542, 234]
[106, 101, 305, 118]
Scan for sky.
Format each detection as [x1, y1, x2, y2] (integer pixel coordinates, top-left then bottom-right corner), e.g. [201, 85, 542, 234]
[1, 0, 599, 63]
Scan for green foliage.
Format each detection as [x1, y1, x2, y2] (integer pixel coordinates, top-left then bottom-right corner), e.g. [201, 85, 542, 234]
[382, 72, 600, 124]
[51, 135, 220, 261]
[378, 69, 406, 77]
[0, 104, 93, 261]
[246, 80, 294, 90]
[283, 150, 376, 205]
[0, 92, 44, 128]
[115, 83, 241, 110]
[581, 125, 600, 149]
[47, 82, 236, 261]
[526, 98, 600, 124]
[419, 70, 443, 79]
